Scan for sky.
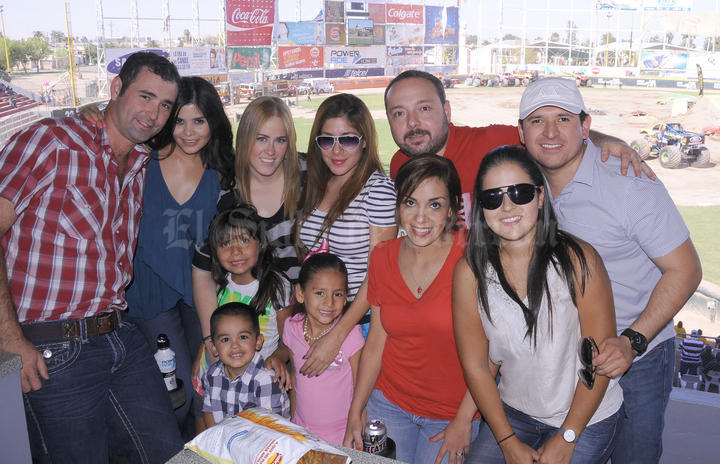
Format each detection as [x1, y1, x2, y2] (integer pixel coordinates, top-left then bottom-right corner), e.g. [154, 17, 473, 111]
[1, 0, 719, 44]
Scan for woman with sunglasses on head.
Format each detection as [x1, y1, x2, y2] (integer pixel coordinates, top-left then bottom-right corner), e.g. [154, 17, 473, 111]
[296, 93, 397, 376]
[191, 96, 301, 404]
[453, 146, 623, 464]
[344, 154, 481, 464]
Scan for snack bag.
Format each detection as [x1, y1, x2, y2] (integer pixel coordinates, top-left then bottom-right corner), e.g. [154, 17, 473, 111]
[185, 408, 351, 464]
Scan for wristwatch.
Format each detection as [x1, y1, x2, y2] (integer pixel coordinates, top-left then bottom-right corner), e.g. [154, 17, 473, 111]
[621, 328, 648, 356]
[560, 427, 577, 444]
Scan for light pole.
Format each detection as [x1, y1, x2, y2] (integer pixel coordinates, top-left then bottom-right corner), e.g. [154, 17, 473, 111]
[0, 5, 11, 75]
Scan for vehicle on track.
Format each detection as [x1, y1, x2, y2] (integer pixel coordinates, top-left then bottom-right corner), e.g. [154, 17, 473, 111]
[630, 122, 711, 169]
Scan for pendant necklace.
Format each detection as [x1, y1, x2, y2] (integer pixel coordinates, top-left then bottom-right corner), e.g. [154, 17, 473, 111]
[303, 316, 332, 342]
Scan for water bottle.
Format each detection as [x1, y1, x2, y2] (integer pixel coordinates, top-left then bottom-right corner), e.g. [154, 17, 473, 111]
[154, 333, 178, 391]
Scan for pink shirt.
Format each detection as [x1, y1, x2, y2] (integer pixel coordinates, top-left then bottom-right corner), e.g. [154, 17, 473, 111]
[283, 313, 364, 444]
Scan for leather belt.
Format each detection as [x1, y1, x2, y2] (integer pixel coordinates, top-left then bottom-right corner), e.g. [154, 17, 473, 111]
[22, 311, 121, 342]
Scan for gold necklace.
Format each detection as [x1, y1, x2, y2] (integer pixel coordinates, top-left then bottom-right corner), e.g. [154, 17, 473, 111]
[303, 316, 332, 342]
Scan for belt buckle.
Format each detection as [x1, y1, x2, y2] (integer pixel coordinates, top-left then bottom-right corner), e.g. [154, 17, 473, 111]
[95, 311, 116, 334]
[61, 320, 80, 339]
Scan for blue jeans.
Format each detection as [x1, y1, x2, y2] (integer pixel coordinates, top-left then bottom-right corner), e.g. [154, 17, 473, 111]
[129, 299, 203, 424]
[23, 318, 184, 463]
[367, 389, 480, 464]
[467, 403, 623, 464]
[612, 337, 674, 464]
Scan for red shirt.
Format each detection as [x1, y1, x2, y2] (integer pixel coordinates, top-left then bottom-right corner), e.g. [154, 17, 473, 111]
[367, 231, 469, 420]
[0, 117, 149, 323]
[390, 124, 521, 223]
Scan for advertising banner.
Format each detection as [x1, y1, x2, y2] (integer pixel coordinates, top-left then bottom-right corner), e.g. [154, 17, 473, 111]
[386, 4, 423, 24]
[325, 24, 346, 45]
[387, 45, 423, 66]
[386, 24, 424, 45]
[273, 69, 325, 80]
[425, 6, 459, 45]
[276, 22, 323, 45]
[168, 47, 227, 75]
[228, 47, 272, 69]
[325, 67, 385, 78]
[348, 19, 374, 46]
[278, 46, 324, 69]
[106, 48, 168, 76]
[373, 25, 385, 45]
[369, 3, 385, 23]
[325, 1, 345, 23]
[326, 46, 386, 67]
[225, 0, 274, 46]
[643, 0, 692, 11]
[640, 51, 688, 70]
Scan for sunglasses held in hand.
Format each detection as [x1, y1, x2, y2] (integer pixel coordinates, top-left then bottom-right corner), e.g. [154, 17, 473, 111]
[315, 135, 363, 151]
[478, 183, 541, 210]
[578, 336, 599, 389]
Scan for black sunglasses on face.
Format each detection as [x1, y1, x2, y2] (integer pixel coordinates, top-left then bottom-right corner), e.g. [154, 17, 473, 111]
[478, 183, 541, 210]
[315, 135, 363, 151]
[578, 336, 599, 389]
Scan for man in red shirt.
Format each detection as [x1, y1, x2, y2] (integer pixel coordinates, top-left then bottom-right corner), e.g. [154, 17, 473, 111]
[0, 52, 182, 463]
[384, 70, 649, 222]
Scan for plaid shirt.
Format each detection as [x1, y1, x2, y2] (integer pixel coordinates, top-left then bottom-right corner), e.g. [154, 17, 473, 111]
[202, 352, 290, 423]
[0, 117, 149, 323]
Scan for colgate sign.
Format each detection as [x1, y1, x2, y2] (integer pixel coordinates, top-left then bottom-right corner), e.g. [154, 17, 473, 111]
[225, 0, 275, 46]
[386, 5, 423, 24]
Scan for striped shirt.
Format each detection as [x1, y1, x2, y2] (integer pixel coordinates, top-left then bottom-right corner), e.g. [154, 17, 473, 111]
[680, 337, 705, 364]
[0, 117, 148, 323]
[299, 170, 396, 299]
[202, 352, 290, 423]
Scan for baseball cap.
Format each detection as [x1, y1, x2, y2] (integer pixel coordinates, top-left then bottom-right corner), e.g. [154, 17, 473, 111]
[519, 77, 588, 120]
[691, 329, 699, 336]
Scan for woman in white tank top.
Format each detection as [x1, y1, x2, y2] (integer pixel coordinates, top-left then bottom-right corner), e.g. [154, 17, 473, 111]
[453, 146, 623, 464]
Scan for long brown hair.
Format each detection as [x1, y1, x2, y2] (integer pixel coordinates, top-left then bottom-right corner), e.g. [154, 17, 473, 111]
[297, 93, 383, 253]
[235, 96, 300, 219]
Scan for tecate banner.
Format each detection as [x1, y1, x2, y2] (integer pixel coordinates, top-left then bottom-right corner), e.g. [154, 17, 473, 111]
[386, 4, 423, 24]
[278, 46, 324, 69]
[225, 0, 274, 46]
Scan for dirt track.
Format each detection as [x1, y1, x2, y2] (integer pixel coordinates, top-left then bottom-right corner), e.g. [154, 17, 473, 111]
[443, 85, 720, 207]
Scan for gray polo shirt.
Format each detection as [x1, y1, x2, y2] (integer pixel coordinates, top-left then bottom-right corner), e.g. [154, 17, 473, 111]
[549, 140, 689, 359]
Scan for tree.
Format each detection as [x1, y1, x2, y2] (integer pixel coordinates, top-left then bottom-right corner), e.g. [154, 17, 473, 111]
[665, 31, 674, 44]
[466, 35, 478, 47]
[85, 43, 97, 64]
[145, 39, 159, 48]
[566, 21, 579, 45]
[50, 30, 67, 45]
[8, 39, 28, 72]
[549, 32, 560, 42]
[502, 33, 520, 41]
[25, 35, 50, 72]
[681, 34, 696, 49]
[182, 29, 191, 46]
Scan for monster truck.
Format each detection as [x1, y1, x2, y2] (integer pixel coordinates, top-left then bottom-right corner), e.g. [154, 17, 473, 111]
[630, 122, 711, 169]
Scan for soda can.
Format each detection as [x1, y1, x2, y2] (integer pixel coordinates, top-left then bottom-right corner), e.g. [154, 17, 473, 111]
[363, 419, 387, 455]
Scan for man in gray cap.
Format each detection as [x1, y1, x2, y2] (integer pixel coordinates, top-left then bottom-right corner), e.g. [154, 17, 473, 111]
[517, 77, 702, 463]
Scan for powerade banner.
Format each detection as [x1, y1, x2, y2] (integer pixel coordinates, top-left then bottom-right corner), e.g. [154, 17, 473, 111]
[640, 51, 688, 70]
[325, 1, 345, 23]
[386, 24, 424, 45]
[348, 19, 374, 46]
[326, 46, 386, 67]
[325, 24, 346, 45]
[278, 46, 324, 69]
[386, 4, 423, 24]
[425, 6, 459, 45]
[325, 67, 385, 78]
[387, 46, 423, 66]
[276, 22, 323, 45]
[225, 0, 274, 46]
[228, 47, 272, 69]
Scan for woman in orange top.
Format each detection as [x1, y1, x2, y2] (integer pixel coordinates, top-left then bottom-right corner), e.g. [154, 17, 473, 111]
[344, 154, 479, 464]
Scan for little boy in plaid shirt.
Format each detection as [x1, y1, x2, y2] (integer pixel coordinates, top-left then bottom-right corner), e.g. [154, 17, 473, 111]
[202, 303, 290, 425]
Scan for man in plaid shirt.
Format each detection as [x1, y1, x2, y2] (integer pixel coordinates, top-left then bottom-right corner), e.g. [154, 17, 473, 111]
[0, 52, 182, 463]
[202, 303, 290, 426]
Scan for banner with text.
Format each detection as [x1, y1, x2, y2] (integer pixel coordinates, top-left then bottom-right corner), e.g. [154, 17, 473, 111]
[225, 0, 274, 46]
[386, 4, 423, 24]
[425, 6, 459, 45]
[326, 46, 386, 67]
[228, 47, 272, 69]
[387, 46, 424, 66]
[168, 47, 227, 75]
[106, 48, 168, 76]
[386, 24, 424, 45]
[325, 1, 345, 23]
[640, 51, 688, 70]
[276, 22, 323, 45]
[325, 67, 385, 78]
[278, 46, 324, 69]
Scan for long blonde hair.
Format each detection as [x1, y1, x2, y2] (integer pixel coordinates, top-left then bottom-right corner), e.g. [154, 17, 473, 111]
[297, 93, 383, 253]
[235, 96, 300, 219]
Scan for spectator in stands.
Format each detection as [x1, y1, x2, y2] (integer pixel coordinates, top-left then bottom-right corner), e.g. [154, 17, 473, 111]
[698, 328, 709, 345]
[679, 330, 705, 375]
[674, 320, 686, 338]
[8, 95, 16, 108]
[700, 346, 714, 367]
[703, 351, 720, 372]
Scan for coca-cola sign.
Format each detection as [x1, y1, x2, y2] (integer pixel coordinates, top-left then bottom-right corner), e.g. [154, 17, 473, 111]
[386, 5, 423, 24]
[226, 0, 275, 46]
